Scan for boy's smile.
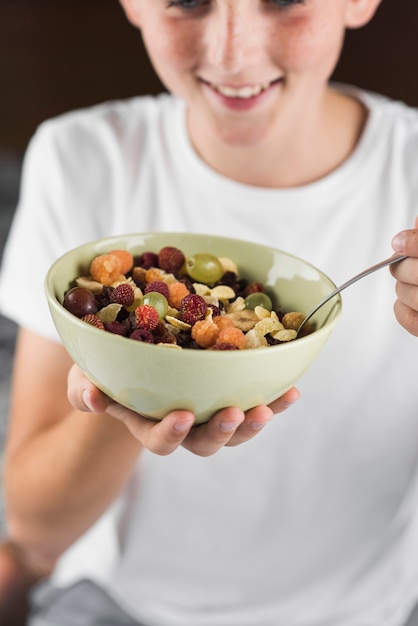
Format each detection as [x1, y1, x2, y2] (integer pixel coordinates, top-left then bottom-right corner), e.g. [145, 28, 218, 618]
[119, 0, 382, 184]
[198, 77, 283, 111]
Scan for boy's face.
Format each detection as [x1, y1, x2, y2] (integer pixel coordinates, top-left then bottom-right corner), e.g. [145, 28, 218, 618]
[120, 0, 381, 149]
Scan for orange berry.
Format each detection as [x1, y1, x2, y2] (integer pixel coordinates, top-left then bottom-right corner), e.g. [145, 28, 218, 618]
[109, 249, 134, 274]
[216, 326, 246, 350]
[145, 268, 164, 284]
[90, 254, 123, 286]
[168, 281, 190, 309]
[212, 315, 234, 331]
[191, 320, 219, 348]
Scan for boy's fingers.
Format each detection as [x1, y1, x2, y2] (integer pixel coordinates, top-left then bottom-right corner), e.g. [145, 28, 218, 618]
[391, 222, 418, 256]
[67, 364, 110, 414]
[182, 407, 246, 456]
[107, 405, 195, 456]
[268, 387, 300, 414]
[225, 405, 274, 446]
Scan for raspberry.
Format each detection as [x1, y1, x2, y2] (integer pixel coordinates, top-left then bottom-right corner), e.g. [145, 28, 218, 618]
[208, 304, 222, 317]
[216, 326, 246, 349]
[130, 328, 155, 343]
[158, 246, 185, 273]
[135, 304, 160, 331]
[191, 320, 219, 348]
[90, 254, 123, 286]
[110, 283, 135, 307]
[105, 321, 127, 336]
[179, 294, 208, 326]
[168, 281, 190, 309]
[244, 282, 265, 296]
[81, 314, 105, 329]
[109, 249, 134, 274]
[135, 251, 159, 269]
[144, 281, 170, 299]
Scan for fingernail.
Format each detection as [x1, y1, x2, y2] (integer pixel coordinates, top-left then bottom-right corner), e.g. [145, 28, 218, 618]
[392, 233, 406, 253]
[220, 421, 240, 433]
[283, 401, 296, 408]
[249, 421, 267, 431]
[82, 389, 93, 412]
[173, 420, 193, 433]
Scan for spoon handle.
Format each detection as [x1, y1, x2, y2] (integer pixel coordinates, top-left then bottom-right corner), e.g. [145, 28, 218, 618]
[298, 254, 409, 334]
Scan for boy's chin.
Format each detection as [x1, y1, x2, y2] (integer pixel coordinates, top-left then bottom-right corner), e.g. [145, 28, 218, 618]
[215, 123, 274, 149]
[188, 109, 276, 152]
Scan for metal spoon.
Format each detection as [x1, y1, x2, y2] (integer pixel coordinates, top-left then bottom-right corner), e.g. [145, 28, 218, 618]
[297, 254, 409, 336]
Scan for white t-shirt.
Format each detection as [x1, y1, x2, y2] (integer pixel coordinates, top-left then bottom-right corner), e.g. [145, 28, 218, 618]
[1, 86, 418, 626]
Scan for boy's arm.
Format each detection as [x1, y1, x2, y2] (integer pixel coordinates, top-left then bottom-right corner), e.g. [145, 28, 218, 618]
[4, 328, 142, 563]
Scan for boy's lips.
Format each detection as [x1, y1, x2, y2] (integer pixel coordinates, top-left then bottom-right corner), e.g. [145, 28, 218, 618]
[199, 77, 283, 110]
[202, 78, 282, 96]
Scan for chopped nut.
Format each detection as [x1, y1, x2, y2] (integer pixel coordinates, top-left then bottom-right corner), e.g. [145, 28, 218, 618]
[193, 283, 212, 297]
[162, 273, 177, 284]
[254, 318, 284, 336]
[166, 316, 191, 330]
[203, 295, 220, 307]
[225, 309, 259, 331]
[226, 296, 246, 313]
[75, 276, 104, 294]
[210, 285, 236, 301]
[244, 328, 268, 349]
[272, 329, 298, 342]
[282, 311, 305, 330]
[132, 266, 147, 285]
[254, 305, 271, 320]
[218, 257, 238, 274]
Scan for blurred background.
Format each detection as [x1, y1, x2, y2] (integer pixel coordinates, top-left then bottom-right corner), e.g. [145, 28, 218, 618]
[0, 0, 417, 531]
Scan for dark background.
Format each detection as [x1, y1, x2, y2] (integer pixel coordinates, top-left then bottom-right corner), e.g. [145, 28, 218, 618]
[0, 0, 418, 155]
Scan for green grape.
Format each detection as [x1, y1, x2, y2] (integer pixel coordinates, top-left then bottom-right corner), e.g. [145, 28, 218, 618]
[244, 292, 273, 311]
[186, 253, 224, 284]
[141, 292, 169, 319]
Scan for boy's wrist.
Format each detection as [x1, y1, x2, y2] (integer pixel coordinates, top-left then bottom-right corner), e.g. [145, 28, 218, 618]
[1, 540, 55, 581]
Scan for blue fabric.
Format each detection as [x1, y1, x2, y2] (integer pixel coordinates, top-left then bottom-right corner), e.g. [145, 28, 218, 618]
[406, 605, 418, 626]
[28, 579, 143, 626]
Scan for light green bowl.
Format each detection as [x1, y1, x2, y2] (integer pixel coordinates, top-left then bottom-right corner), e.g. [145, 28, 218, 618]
[45, 232, 341, 424]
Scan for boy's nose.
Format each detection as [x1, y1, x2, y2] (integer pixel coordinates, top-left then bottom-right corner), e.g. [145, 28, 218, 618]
[206, 6, 262, 74]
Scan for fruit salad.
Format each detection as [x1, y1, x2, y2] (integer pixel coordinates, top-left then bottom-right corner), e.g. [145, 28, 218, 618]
[62, 246, 311, 350]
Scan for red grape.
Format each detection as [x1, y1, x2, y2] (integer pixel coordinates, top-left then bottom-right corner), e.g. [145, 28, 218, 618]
[63, 287, 97, 318]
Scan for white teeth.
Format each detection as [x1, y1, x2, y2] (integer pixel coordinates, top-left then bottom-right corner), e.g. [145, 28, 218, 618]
[215, 83, 269, 99]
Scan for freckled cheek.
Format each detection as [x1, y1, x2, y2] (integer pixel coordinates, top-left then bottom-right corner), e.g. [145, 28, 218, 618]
[143, 27, 202, 77]
[274, 21, 344, 77]
[275, 11, 344, 73]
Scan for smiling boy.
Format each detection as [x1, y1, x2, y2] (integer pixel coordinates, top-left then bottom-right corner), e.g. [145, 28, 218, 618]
[1, 1, 418, 625]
